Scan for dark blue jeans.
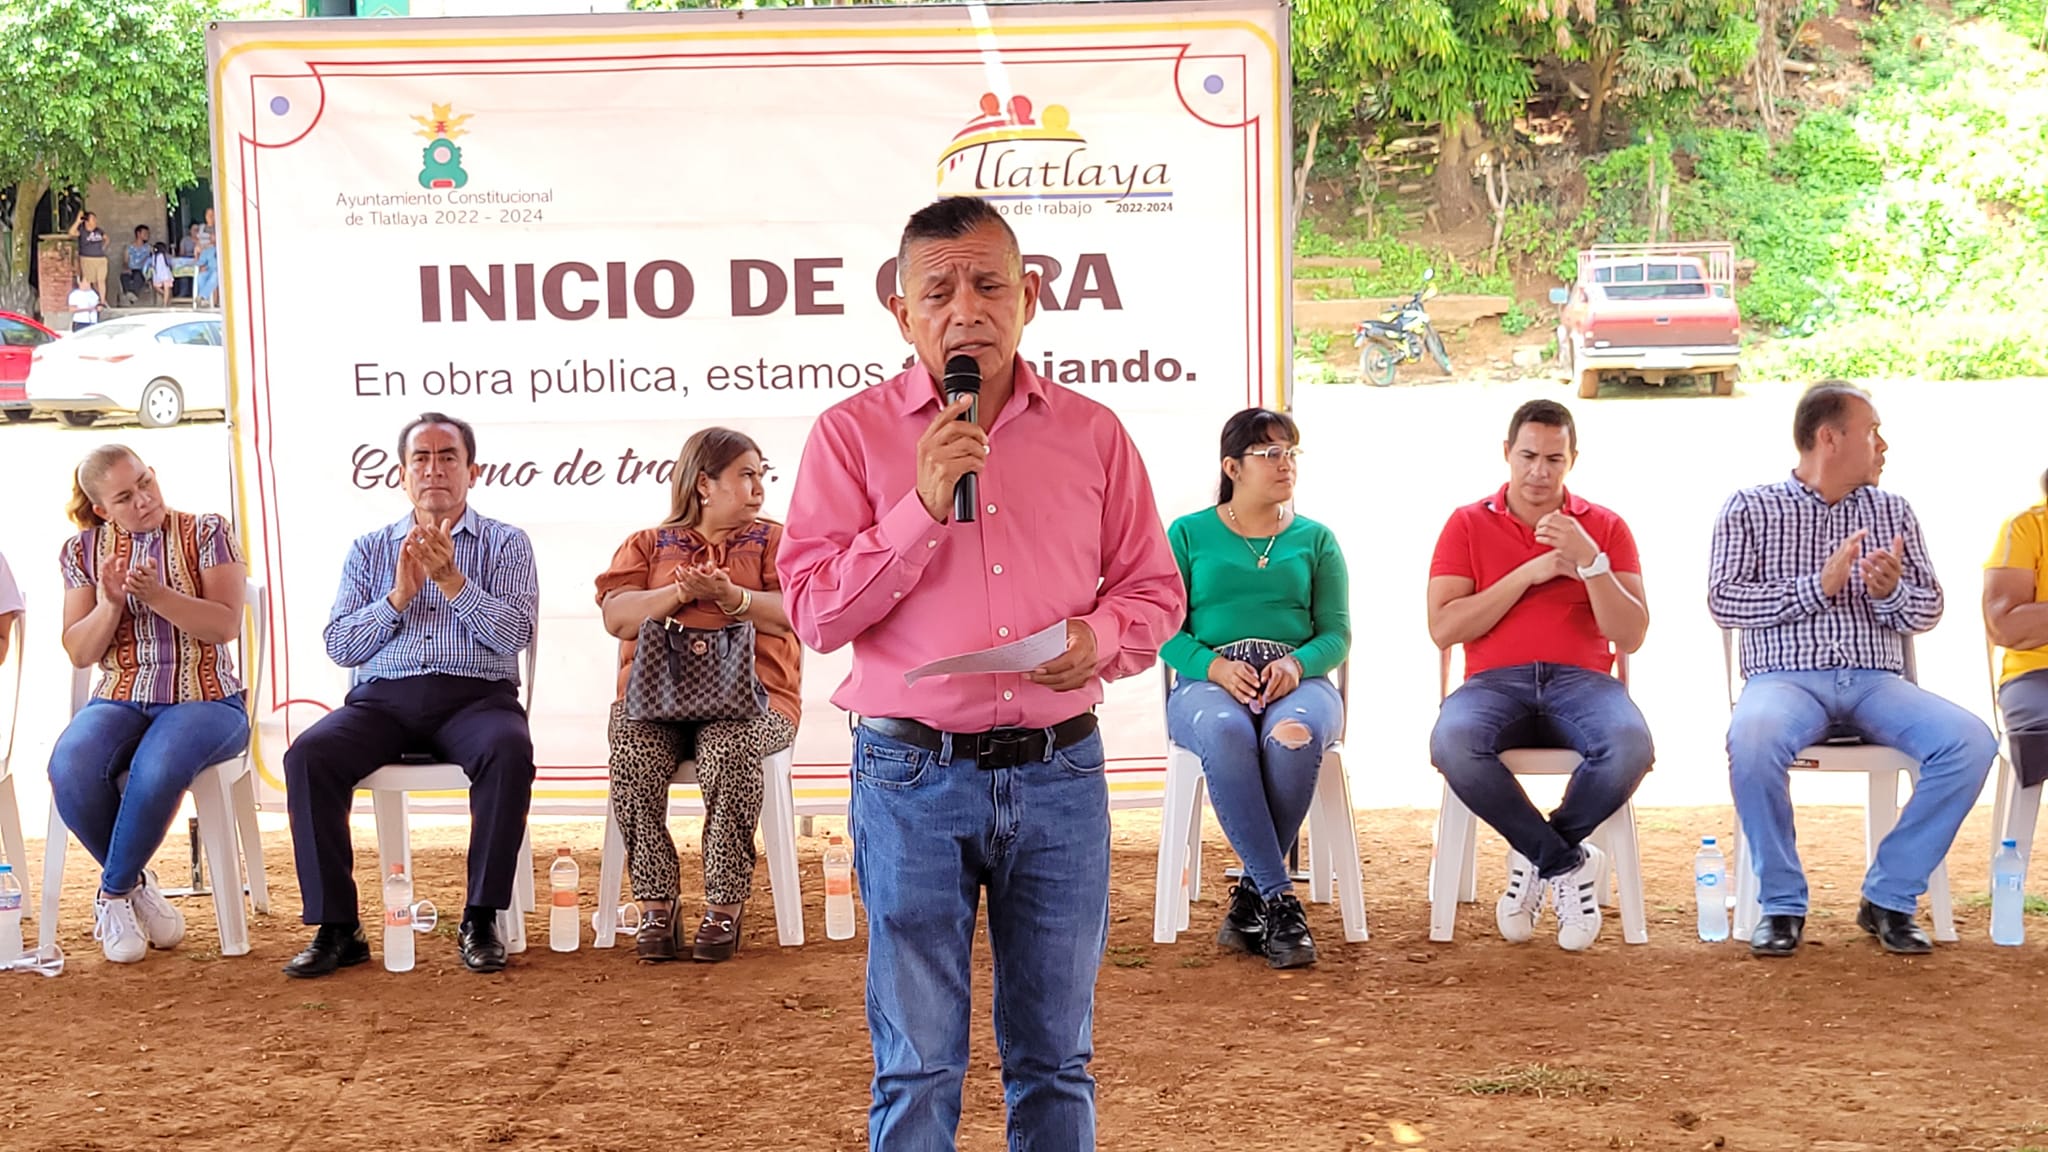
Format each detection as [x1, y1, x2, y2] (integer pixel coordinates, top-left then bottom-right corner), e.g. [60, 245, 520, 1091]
[849, 723, 1110, 1152]
[48, 696, 250, 895]
[1430, 663, 1653, 878]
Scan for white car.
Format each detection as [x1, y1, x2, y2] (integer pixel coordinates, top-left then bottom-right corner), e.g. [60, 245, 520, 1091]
[27, 312, 226, 428]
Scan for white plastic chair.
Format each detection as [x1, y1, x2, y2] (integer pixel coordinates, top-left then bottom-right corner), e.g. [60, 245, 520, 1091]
[1152, 662, 1368, 946]
[1985, 639, 2041, 886]
[0, 612, 30, 904]
[591, 744, 805, 948]
[1720, 629, 1956, 942]
[1426, 648, 1648, 944]
[40, 581, 271, 955]
[355, 641, 540, 954]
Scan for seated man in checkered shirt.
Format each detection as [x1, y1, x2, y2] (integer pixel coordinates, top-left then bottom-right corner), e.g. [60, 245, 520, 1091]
[1709, 381, 1995, 959]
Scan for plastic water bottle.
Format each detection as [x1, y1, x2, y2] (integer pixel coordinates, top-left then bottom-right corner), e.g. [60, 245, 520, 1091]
[0, 865, 23, 966]
[1993, 838, 2027, 946]
[1694, 837, 1729, 942]
[549, 848, 580, 952]
[382, 864, 414, 973]
[824, 835, 856, 941]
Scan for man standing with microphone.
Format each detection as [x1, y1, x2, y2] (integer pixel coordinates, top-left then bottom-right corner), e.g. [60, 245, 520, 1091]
[780, 195, 1183, 1150]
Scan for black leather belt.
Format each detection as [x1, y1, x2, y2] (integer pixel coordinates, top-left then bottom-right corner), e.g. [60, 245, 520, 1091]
[859, 714, 1098, 770]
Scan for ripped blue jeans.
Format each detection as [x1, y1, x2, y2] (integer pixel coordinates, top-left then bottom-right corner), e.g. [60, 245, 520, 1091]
[1166, 677, 1343, 900]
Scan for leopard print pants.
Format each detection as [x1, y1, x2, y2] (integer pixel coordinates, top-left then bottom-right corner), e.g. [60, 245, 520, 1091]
[607, 700, 798, 906]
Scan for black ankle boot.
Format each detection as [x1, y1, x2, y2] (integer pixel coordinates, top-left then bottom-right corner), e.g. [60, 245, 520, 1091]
[1263, 892, 1318, 969]
[1216, 881, 1267, 955]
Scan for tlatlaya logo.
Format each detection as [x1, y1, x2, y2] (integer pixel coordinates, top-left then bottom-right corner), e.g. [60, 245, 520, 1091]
[413, 103, 472, 190]
[936, 93, 1171, 211]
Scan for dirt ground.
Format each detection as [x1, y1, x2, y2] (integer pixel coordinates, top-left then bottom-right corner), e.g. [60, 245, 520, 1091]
[7, 805, 2047, 1152]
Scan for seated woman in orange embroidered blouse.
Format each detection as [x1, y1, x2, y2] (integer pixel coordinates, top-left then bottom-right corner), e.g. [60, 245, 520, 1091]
[595, 428, 802, 963]
[50, 445, 249, 964]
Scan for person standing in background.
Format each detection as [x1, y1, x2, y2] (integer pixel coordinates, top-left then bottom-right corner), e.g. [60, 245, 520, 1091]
[72, 212, 109, 302]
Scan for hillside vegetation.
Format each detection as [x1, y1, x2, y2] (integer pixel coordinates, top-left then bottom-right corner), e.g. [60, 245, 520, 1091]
[1296, 1, 2048, 380]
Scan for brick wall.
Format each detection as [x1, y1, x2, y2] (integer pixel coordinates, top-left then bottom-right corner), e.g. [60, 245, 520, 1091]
[37, 234, 76, 323]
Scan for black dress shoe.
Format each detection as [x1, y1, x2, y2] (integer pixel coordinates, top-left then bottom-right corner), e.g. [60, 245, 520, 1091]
[1748, 913, 1805, 957]
[1857, 899, 1933, 954]
[1216, 881, 1266, 956]
[459, 916, 509, 973]
[283, 924, 370, 978]
[1262, 892, 1318, 969]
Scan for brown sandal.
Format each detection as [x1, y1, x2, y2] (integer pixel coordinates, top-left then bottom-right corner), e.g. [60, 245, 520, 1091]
[691, 906, 742, 963]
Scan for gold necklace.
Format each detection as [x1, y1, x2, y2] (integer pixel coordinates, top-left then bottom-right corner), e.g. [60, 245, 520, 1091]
[1225, 504, 1285, 569]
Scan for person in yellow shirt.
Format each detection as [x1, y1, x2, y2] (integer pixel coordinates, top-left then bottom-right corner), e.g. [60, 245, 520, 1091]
[1984, 479, 2048, 790]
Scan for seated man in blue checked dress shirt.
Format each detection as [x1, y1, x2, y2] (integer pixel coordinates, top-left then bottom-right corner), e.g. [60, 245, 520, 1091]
[282, 412, 540, 978]
[1708, 381, 1995, 959]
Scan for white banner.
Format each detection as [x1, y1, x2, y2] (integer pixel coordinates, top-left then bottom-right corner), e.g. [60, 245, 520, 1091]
[209, 0, 1290, 813]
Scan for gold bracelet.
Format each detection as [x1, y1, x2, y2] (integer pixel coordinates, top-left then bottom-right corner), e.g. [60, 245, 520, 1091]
[721, 587, 752, 617]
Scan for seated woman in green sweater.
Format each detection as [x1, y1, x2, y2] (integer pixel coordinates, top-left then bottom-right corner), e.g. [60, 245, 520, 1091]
[1163, 407, 1350, 969]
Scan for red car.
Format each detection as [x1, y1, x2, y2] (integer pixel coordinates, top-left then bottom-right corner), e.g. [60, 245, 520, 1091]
[0, 310, 59, 423]
[1552, 243, 1742, 398]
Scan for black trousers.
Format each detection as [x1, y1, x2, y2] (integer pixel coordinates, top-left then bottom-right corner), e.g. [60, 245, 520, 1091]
[284, 675, 534, 925]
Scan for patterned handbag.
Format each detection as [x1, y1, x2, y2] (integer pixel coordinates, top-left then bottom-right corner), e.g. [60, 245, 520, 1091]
[623, 617, 768, 724]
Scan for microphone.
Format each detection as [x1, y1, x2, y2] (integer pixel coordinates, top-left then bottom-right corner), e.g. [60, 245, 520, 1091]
[943, 354, 981, 523]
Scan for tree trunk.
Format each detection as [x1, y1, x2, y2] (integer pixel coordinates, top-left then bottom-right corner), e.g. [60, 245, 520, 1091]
[1292, 115, 1321, 228]
[6, 178, 42, 279]
[1435, 120, 1479, 224]
[1584, 51, 1619, 151]
[5, 176, 46, 287]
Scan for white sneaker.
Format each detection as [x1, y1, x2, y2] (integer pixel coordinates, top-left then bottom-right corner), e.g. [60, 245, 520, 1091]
[1495, 849, 1545, 943]
[1552, 842, 1607, 952]
[128, 871, 186, 950]
[94, 895, 147, 964]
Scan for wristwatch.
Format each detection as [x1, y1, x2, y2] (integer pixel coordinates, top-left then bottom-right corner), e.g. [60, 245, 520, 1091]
[1576, 551, 1612, 580]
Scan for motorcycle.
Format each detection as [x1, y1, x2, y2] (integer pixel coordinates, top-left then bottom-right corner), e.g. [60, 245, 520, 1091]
[1352, 267, 1450, 387]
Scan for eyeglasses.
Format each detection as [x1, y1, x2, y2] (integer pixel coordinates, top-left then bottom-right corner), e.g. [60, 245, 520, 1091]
[1240, 446, 1304, 462]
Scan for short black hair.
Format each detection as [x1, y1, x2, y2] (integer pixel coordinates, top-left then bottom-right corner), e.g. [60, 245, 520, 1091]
[1216, 407, 1299, 504]
[1793, 380, 1871, 452]
[396, 411, 477, 465]
[1506, 399, 1577, 453]
[897, 196, 1019, 279]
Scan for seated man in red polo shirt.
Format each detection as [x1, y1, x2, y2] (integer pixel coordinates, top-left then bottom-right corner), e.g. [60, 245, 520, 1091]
[1426, 399, 1653, 951]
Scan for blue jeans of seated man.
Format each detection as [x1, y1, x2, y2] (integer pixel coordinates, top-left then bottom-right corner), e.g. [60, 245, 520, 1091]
[1728, 669, 1995, 917]
[849, 723, 1110, 1152]
[1166, 676, 1342, 900]
[1430, 663, 1654, 879]
[48, 696, 250, 895]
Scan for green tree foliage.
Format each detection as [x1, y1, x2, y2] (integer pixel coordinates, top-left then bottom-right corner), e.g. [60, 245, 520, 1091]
[0, 0, 224, 282]
[1544, 0, 1761, 142]
[1295, 0, 1535, 219]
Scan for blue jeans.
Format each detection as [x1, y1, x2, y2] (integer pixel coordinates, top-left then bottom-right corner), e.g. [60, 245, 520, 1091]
[849, 723, 1110, 1152]
[1430, 663, 1654, 878]
[1727, 669, 1995, 917]
[48, 697, 250, 895]
[1167, 677, 1342, 900]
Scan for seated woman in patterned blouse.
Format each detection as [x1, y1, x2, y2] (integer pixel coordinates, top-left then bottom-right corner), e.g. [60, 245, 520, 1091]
[51, 445, 249, 964]
[595, 428, 802, 963]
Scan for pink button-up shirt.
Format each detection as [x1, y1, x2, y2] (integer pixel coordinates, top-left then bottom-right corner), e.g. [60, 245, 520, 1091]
[779, 359, 1185, 732]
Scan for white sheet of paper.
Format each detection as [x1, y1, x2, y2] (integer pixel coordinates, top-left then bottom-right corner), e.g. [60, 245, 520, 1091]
[903, 621, 1070, 685]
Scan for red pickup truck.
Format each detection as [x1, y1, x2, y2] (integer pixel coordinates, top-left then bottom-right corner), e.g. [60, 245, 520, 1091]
[1552, 243, 1742, 399]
